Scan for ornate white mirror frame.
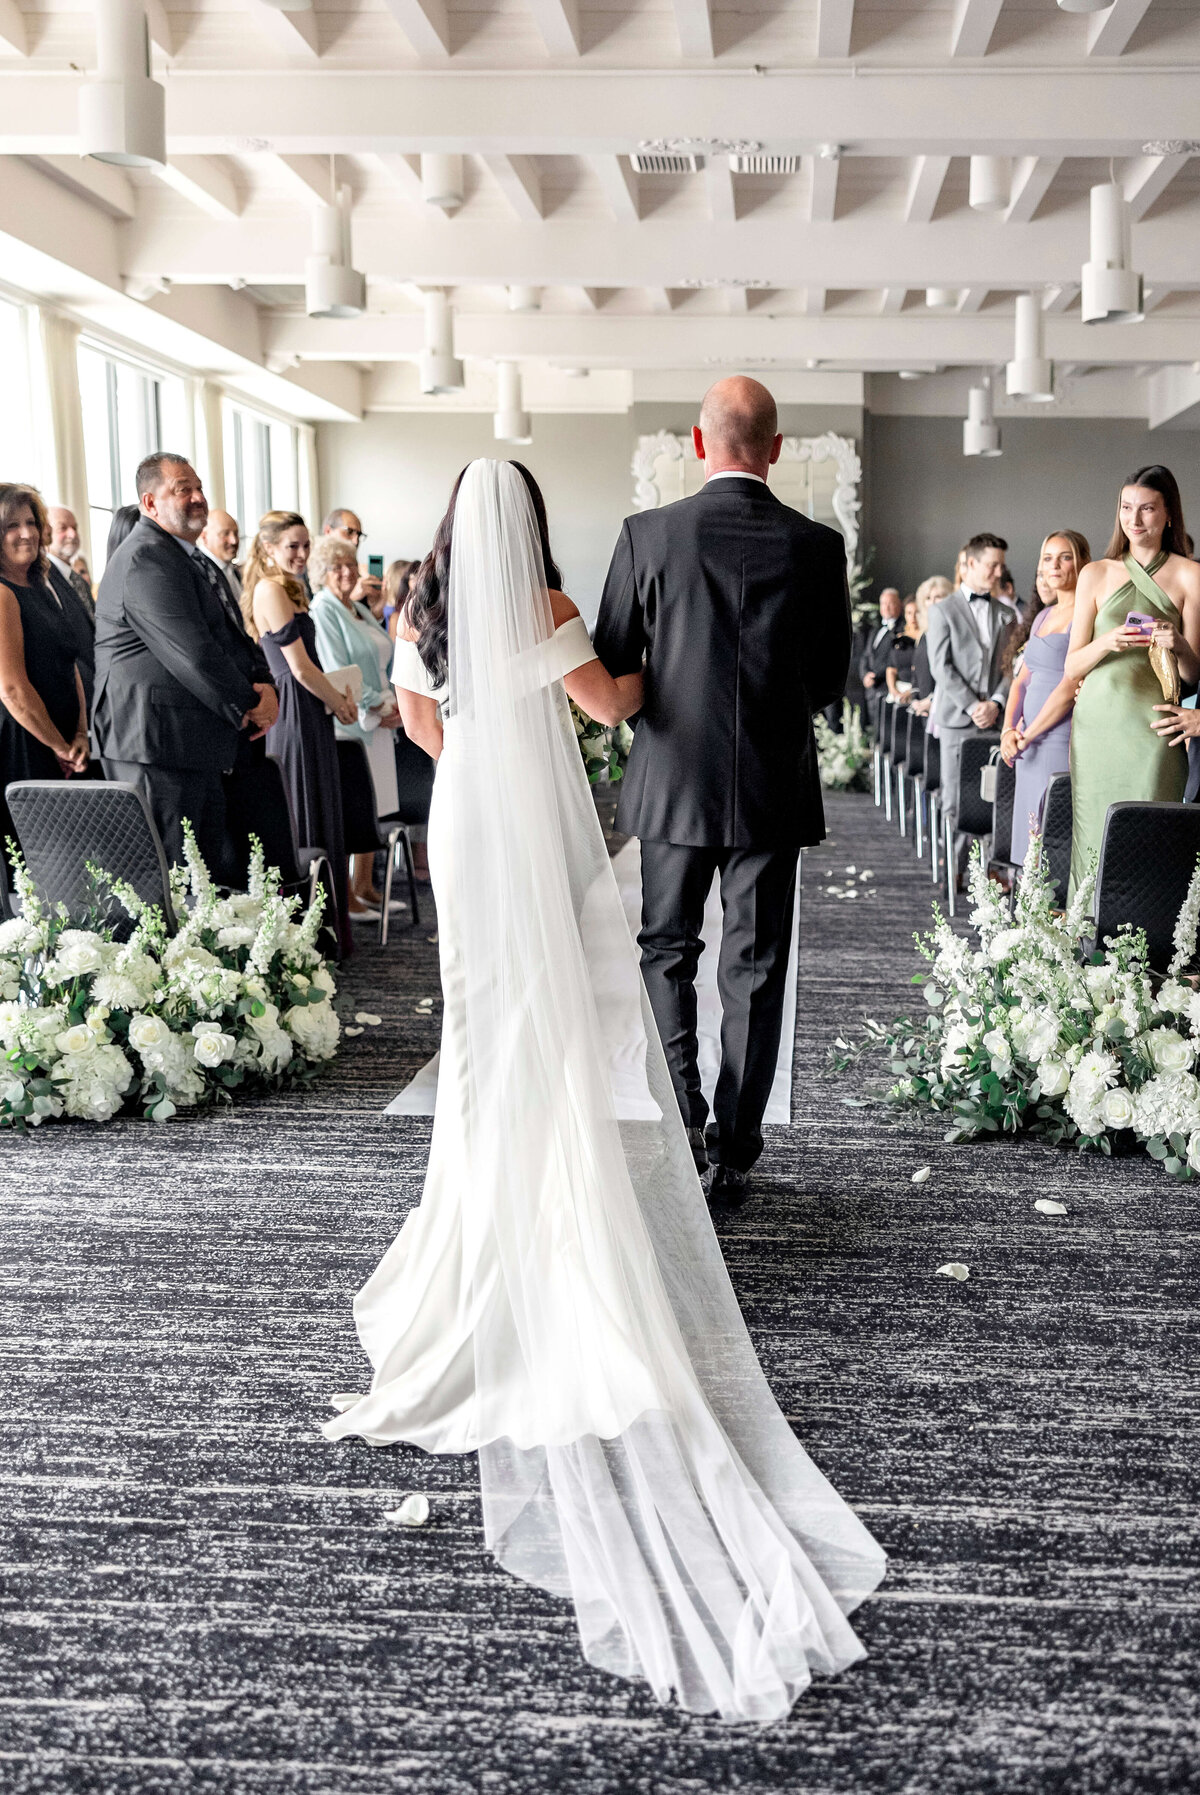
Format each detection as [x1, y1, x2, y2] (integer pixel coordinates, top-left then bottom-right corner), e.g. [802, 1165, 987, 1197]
[631, 430, 862, 563]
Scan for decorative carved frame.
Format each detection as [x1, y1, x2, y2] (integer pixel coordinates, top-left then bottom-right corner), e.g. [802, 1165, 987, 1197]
[631, 430, 862, 561]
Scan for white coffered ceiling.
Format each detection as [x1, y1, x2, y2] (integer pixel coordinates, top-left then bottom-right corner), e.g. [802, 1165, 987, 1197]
[1, 0, 1198, 423]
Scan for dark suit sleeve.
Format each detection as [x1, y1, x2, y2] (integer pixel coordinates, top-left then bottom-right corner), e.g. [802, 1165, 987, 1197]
[804, 536, 853, 712]
[123, 547, 257, 726]
[592, 520, 645, 676]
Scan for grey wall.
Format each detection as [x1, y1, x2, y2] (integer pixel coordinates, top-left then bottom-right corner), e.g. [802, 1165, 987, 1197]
[316, 402, 864, 623]
[864, 414, 1200, 602]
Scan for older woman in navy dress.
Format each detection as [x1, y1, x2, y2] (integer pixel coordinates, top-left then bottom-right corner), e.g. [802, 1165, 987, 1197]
[1002, 530, 1090, 863]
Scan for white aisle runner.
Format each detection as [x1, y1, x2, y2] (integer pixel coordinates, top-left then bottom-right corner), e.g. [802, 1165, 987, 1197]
[384, 841, 799, 1124]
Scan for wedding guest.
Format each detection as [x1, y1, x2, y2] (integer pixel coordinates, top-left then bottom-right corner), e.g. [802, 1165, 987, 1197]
[908, 574, 953, 717]
[243, 511, 356, 956]
[94, 454, 277, 873]
[858, 587, 902, 729]
[309, 534, 402, 918]
[1066, 466, 1200, 895]
[382, 558, 416, 641]
[1001, 530, 1091, 863]
[356, 571, 385, 622]
[885, 596, 922, 703]
[46, 507, 96, 619]
[322, 507, 364, 549]
[105, 505, 141, 563]
[925, 532, 1016, 884]
[0, 484, 88, 846]
[198, 509, 242, 604]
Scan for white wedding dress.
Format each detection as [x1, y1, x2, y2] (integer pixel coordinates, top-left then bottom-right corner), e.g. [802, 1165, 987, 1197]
[323, 460, 885, 1722]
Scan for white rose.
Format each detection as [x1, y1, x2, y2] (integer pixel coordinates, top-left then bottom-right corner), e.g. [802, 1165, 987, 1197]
[1037, 1058, 1070, 1097]
[1024, 1016, 1060, 1063]
[283, 998, 340, 1061]
[1187, 1132, 1200, 1173]
[1099, 1086, 1135, 1130]
[191, 1025, 236, 1068]
[55, 1023, 97, 1057]
[1143, 1028, 1193, 1075]
[981, 1028, 1012, 1071]
[1156, 979, 1191, 1017]
[128, 1013, 173, 1054]
[50, 931, 107, 977]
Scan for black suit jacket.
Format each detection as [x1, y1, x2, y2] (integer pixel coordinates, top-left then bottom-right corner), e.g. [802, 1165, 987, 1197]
[45, 562, 96, 716]
[593, 477, 852, 848]
[94, 517, 269, 774]
[857, 616, 902, 689]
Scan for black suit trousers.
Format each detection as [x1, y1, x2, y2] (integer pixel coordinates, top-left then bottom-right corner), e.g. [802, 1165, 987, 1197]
[638, 840, 799, 1172]
[102, 759, 231, 882]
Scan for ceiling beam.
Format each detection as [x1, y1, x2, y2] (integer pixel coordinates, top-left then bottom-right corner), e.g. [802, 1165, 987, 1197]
[672, 0, 714, 59]
[379, 0, 452, 59]
[956, 286, 989, 312]
[245, 0, 320, 60]
[801, 288, 827, 315]
[592, 156, 640, 223]
[1004, 156, 1061, 224]
[1123, 153, 1190, 221]
[879, 288, 907, 313]
[21, 155, 137, 221]
[0, 0, 27, 57]
[950, 0, 1005, 58]
[525, 0, 581, 56]
[1087, 0, 1153, 56]
[726, 287, 749, 314]
[144, 0, 174, 58]
[272, 154, 334, 207]
[483, 154, 543, 222]
[1042, 283, 1079, 313]
[904, 156, 951, 224]
[152, 158, 243, 223]
[374, 153, 425, 207]
[816, 0, 855, 58]
[706, 159, 736, 225]
[808, 154, 840, 224]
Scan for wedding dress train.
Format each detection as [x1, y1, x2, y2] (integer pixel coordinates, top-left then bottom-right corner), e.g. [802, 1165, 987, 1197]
[323, 460, 885, 1721]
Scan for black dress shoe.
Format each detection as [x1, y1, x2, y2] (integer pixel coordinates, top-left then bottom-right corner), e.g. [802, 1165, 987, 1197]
[706, 1165, 749, 1206]
[687, 1127, 709, 1174]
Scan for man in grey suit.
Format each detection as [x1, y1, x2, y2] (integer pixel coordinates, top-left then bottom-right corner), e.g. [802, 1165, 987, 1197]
[925, 532, 1016, 885]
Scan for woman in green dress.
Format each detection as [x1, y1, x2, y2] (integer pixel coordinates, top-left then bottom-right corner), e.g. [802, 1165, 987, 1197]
[1065, 464, 1200, 897]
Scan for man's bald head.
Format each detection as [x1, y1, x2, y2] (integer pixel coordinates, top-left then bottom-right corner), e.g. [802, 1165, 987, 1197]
[46, 507, 81, 561]
[200, 509, 240, 563]
[694, 376, 781, 478]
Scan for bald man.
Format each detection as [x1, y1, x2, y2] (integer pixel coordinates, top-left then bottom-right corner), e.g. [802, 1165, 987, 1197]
[594, 376, 851, 1206]
[46, 507, 96, 618]
[198, 509, 242, 603]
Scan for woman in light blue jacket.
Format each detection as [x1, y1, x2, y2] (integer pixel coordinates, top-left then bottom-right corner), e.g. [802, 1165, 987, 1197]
[309, 534, 401, 914]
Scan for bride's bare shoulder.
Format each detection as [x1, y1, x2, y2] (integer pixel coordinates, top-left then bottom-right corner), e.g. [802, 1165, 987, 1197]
[548, 588, 579, 629]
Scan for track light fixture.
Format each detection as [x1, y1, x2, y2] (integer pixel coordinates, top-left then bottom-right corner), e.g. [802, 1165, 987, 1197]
[80, 0, 166, 168]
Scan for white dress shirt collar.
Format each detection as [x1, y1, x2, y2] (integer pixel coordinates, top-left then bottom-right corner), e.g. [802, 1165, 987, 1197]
[705, 470, 766, 485]
[47, 552, 74, 582]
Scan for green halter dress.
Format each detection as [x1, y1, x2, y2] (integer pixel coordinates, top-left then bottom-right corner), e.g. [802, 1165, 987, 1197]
[1069, 550, 1186, 898]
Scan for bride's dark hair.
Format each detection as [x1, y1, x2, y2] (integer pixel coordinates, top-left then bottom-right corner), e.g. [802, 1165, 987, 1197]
[406, 460, 564, 689]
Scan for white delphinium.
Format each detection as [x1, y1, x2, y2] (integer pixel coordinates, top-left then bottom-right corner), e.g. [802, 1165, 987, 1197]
[1167, 857, 1200, 979]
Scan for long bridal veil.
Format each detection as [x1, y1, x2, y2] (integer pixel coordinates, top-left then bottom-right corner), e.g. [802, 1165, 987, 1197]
[343, 460, 884, 1721]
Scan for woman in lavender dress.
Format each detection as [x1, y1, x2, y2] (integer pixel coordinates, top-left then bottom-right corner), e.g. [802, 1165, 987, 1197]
[1002, 530, 1091, 863]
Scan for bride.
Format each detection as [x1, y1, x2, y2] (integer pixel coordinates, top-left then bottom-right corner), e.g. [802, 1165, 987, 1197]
[323, 459, 885, 1722]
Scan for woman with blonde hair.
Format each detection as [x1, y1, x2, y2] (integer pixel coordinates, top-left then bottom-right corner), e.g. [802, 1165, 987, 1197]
[1001, 529, 1091, 862]
[245, 510, 356, 955]
[907, 574, 953, 717]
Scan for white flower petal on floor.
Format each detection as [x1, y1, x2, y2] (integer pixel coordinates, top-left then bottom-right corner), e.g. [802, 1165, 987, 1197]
[345, 1027, 364, 1037]
[936, 1262, 970, 1280]
[355, 1012, 383, 1026]
[911, 1166, 931, 1184]
[1034, 1199, 1068, 1216]
[384, 1494, 430, 1527]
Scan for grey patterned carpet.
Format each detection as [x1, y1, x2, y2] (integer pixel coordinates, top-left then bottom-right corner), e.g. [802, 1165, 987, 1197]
[2, 791, 1198, 1795]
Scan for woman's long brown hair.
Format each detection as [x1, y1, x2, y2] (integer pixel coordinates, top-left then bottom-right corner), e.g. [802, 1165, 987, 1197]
[240, 510, 308, 641]
[1105, 465, 1188, 561]
[0, 483, 50, 589]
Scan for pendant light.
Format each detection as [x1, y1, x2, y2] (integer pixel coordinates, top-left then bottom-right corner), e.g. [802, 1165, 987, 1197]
[419, 290, 465, 394]
[493, 363, 532, 444]
[1005, 293, 1055, 402]
[963, 377, 1002, 458]
[968, 156, 1010, 214]
[421, 154, 464, 214]
[305, 181, 366, 319]
[508, 287, 541, 313]
[925, 288, 959, 312]
[1081, 183, 1144, 324]
[1055, 0, 1108, 11]
[79, 0, 166, 168]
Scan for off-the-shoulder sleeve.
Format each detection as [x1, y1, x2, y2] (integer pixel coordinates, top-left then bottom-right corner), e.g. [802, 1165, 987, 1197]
[391, 636, 446, 701]
[544, 615, 597, 682]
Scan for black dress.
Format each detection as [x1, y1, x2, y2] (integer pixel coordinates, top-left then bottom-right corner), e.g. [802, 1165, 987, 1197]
[0, 577, 82, 848]
[259, 611, 350, 957]
[885, 632, 918, 692]
[912, 634, 935, 701]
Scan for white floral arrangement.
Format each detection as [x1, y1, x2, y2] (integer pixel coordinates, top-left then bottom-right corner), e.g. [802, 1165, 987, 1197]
[830, 833, 1200, 1180]
[814, 699, 872, 792]
[0, 825, 340, 1129]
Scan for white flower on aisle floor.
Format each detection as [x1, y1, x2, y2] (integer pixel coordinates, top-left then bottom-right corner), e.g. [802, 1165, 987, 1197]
[0, 825, 340, 1133]
[828, 830, 1200, 1182]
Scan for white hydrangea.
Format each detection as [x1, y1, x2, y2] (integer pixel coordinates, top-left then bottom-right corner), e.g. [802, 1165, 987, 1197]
[283, 998, 340, 1061]
[51, 1041, 135, 1122]
[1132, 1071, 1200, 1140]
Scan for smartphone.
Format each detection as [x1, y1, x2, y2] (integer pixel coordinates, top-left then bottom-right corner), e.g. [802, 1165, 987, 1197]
[1124, 611, 1156, 641]
[368, 554, 384, 578]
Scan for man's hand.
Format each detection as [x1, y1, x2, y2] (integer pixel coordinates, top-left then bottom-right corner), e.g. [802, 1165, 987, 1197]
[971, 699, 1000, 729]
[1151, 703, 1200, 748]
[863, 672, 876, 689]
[244, 682, 279, 740]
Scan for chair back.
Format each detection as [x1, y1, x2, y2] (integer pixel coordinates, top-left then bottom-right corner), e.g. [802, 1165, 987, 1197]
[5, 780, 177, 933]
[921, 727, 940, 793]
[391, 730, 434, 826]
[337, 738, 384, 855]
[956, 732, 1001, 837]
[1094, 802, 1200, 972]
[903, 710, 926, 775]
[1040, 773, 1073, 908]
[226, 755, 304, 887]
[991, 754, 1016, 865]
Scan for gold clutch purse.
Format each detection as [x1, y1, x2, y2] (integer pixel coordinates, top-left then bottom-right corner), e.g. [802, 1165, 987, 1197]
[1150, 637, 1181, 705]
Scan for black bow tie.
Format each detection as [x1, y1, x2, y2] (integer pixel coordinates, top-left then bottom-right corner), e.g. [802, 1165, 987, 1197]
[968, 591, 992, 603]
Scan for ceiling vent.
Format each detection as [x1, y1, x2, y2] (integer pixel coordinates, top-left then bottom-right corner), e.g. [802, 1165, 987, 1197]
[629, 151, 705, 175]
[729, 154, 801, 175]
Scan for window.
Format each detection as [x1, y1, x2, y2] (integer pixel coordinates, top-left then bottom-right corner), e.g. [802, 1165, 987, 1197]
[223, 399, 299, 535]
[0, 298, 36, 484]
[78, 340, 189, 573]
